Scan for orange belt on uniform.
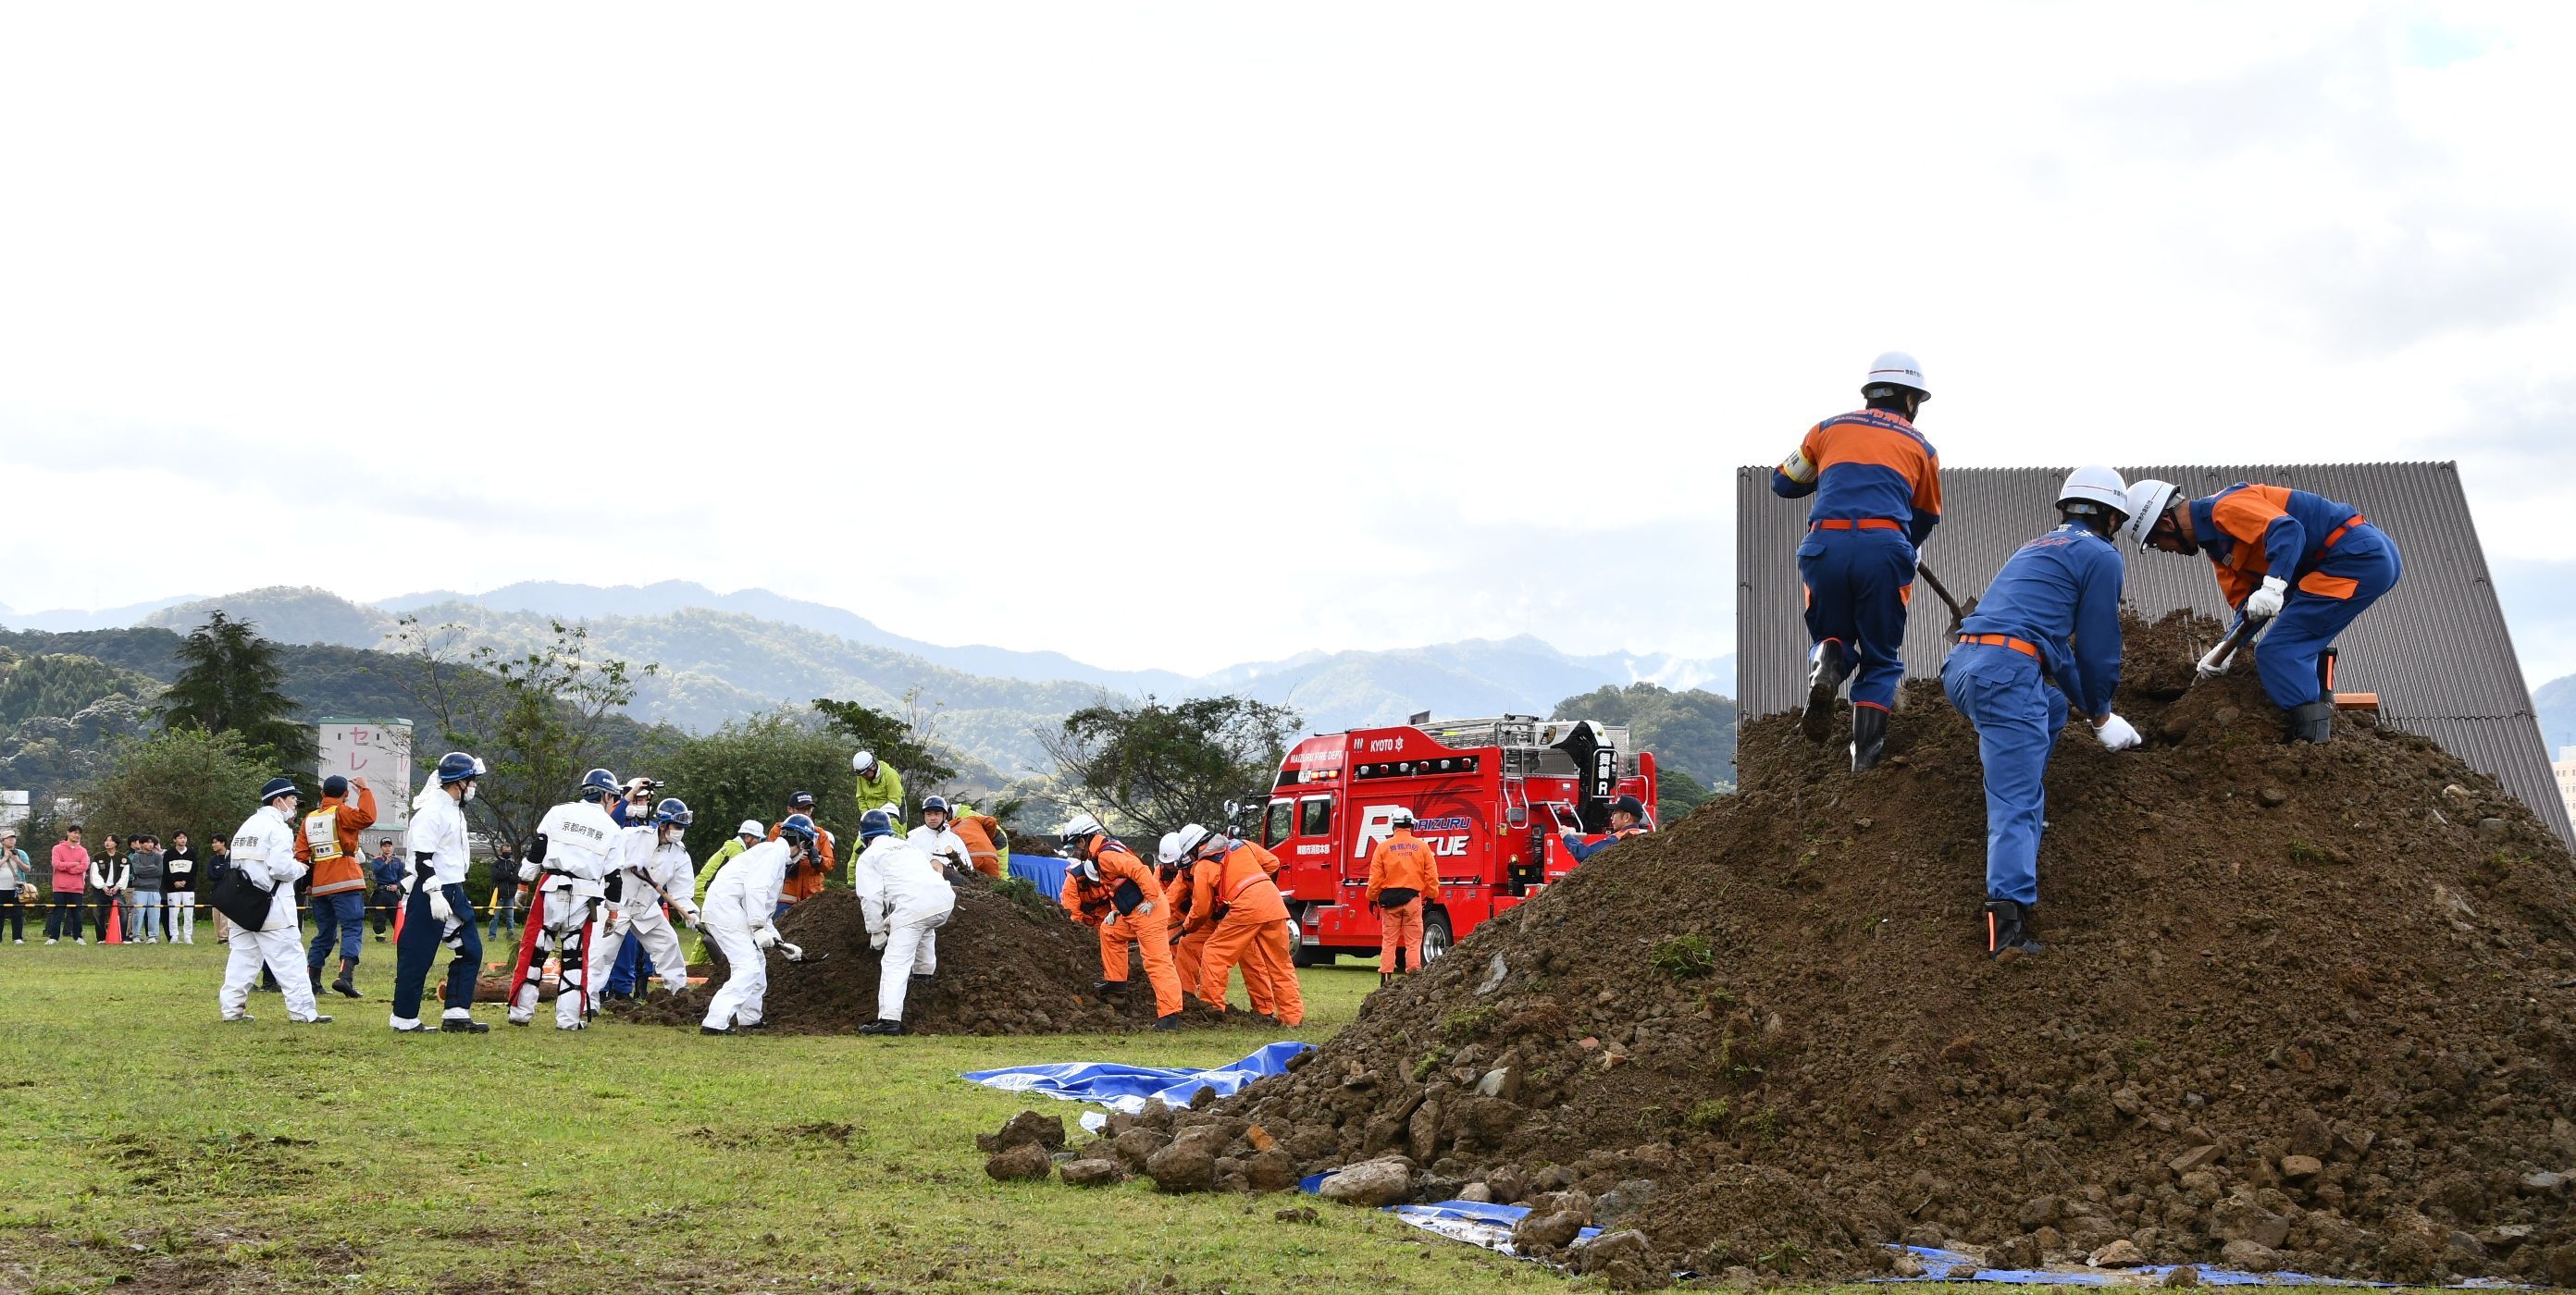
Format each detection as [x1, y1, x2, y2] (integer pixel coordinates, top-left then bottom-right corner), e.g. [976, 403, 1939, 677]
[1812, 518, 1902, 532]
[2322, 514, 2366, 549]
[1958, 634, 2040, 660]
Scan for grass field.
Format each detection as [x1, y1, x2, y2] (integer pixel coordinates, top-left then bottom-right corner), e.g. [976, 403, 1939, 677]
[0, 939, 1570, 1294]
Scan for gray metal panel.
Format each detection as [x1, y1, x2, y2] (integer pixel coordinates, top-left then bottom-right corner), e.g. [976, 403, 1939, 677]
[1735, 462, 2573, 847]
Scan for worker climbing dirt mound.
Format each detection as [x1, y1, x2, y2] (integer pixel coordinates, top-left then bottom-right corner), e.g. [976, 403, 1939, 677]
[1031, 610, 2576, 1285]
[624, 882, 1225, 1035]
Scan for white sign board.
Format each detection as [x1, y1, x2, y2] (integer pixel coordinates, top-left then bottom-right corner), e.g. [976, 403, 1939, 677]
[317, 719, 415, 832]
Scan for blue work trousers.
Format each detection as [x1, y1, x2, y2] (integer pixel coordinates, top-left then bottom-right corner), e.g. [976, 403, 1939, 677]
[1798, 526, 1916, 711]
[390, 882, 484, 1021]
[2253, 528, 2402, 710]
[1942, 643, 2066, 907]
[606, 927, 656, 995]
[307, 892, 366, 968]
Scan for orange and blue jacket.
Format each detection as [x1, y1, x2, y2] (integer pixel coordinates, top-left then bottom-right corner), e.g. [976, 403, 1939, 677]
[2188, 483, 2372, 609]
[1771, 409, 1942, 547]
[294, 784, 378, 897]
[1059, 843, 1163, 928]
[1365, 830, 1443, 905]
[1188, 841, 1290, 928]
[766, 820, 837, 903]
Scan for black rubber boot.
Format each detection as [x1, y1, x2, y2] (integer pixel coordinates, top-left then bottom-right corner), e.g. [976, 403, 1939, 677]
[333, 957, 360, 999]
[1380, 972, 1393, 988]
[1093, 979, 1127, 997]
[1152, 1014, 1182, 1031]
[2286, 700, 2334, 744]
[1851, 705, 1889, 771]
[858, 1018, 904, 1036]
[1983, 898, 2042, 962]
[1802, 639, 1850, 742]
[309, 966, 326, 994]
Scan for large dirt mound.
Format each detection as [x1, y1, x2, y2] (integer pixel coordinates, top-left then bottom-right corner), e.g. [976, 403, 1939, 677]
[1097, 611, 2576, 1283]
[625, 879, 1225, 1035]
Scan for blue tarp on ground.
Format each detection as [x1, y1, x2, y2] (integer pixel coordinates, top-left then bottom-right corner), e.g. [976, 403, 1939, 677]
[1007, 852, 1069, 905]
[962, 1042, 1310, 1116]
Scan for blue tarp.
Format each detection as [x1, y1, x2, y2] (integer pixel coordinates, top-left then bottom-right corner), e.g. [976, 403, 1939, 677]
[962, 1042, 1310, 1116]
[1008, 852, 1069, 904]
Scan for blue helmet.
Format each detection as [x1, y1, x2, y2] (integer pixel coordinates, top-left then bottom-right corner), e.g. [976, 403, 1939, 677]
[858, 809, 896, 843]
[579, 768, 620, 801]
[920, 795, 949, 818]
[435, 752, 485, 785]
[257, 776, 303, 805]
[654, 797, 693, 828]
[777, 812, 819, 847]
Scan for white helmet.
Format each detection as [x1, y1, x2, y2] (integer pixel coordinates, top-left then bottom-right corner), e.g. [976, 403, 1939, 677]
[1863, 351, 1929, 400]
[1173, 823, 1213, 857]
[2057, 465, 2130, 520]
[851, 749, 876, 774]
[737, 819, 764, 838]
[2117, 478, 2186, 550]
[1156, 832, 1183, 866]
[878, 801, 902, 823]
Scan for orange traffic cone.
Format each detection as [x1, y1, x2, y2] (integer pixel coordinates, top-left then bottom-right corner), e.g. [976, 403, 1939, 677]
[103, 903, 122, 944]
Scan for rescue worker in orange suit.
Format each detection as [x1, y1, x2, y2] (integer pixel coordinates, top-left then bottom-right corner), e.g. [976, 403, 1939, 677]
[2120, 478, 2402, 745]
[1179, 823, 1303, 1026]
[1562, 794, 1652, 862]
[1156, 832, 1209, 993]
[765, 791, 836, 915]
[1365, 811, 1443, 986]
[1771, 352, 1943, 771]
[949, 802, 1007, 879]
[1056, 814, 1183, 1030]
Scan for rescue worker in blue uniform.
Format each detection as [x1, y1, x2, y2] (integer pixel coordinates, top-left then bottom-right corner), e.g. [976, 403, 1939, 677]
[2119, 478, 2402, 744]
[1772, 351, 1943, 771]
[1941, 467, 2146, 961]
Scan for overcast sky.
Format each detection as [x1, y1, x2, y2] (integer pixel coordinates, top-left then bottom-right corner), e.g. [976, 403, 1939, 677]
[4, 3, 2571, 680]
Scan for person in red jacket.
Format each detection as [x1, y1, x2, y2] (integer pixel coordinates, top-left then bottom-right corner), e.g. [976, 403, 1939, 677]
[1366, 812, 1443, 985]
[1056, 815, 1183, 1030]
[294, 775, 378, 998]
[47, 826, 91, 944]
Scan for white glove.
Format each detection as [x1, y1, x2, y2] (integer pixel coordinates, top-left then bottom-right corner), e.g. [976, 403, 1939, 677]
[2094, 713, 2143, 752]
[1133, 901, 1154, 918]
[869, 928, 887, 952]
[2244, 575, 2288, 621]
[679, 906, 703, 931]
[517, 858, 539, 884]
[428, 887, 454, 925]
[753, 925, 781, 950]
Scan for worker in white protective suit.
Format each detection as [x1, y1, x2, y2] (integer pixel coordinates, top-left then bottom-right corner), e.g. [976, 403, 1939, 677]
[587, 796, 700, 1010]
[700, 813, 812, 1035]
[218, 778, 332, 1024]
[390, 752, 491, 1033]
[853, 809, 956, 1036]
[906, 796, 975, 880]
[507, 767, 623, 1030]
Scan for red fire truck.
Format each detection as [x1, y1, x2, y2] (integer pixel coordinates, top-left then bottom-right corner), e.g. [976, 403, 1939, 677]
[1253, 714, 1657, 967]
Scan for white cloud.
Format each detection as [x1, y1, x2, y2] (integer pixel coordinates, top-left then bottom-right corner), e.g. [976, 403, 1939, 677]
[0, 2, 2570, 677]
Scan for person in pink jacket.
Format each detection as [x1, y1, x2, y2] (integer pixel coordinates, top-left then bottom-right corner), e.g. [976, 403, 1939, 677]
[46, 824, 92, 944]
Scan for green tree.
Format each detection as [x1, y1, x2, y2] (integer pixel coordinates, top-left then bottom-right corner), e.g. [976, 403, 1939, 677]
[1042, 695, 1301, 835]
[157, 610, 316, 772]
[70, 726, 273, 847]
[655, 709, 853, 877]
[1553, 681, 1739, 790]
[389, 616, 663, 848]
[1654, 765, 1718, 825]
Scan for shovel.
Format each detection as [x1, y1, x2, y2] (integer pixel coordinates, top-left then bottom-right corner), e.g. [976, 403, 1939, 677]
[2195, 615, 2265, 682]
[777, 941, 825, 965]
[1914, 560, 1977, 633]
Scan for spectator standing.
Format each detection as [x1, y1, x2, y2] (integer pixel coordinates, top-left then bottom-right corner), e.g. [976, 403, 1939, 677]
[295, 775, 378, 999]
[487, 843, 520, 941]
[164, 832, 201, 944]
[368, 839, 403, 939]
[207, 836, 233, 943]
[46, 824, 89, 944]
[89, 833, 129, 944]
[128, 835, 167, 944]
[0, 829, 30, 943]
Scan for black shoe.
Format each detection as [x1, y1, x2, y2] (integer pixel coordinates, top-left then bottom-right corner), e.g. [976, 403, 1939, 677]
[741, 1019, 773, 1031]
[2285, 699, 2334, 744]
[1984, 898, 2042, 962]
[601, 990, 633, 1004]
[700, 1025, 734, 1036]
[1852, 704, 1889, 771]
[910, 972, 934, 982]
[858, 1018, 904, 1036]
[1802, 639, 1850, 741]
[1093, 980, 1128, 996]
[1153, 1014, 1182, 1031]
[1379, 972, 1392, 988]
[294, 1014, 334, 1025]
[441, 1018, 489, 1033]
[332, 975, 360, 999]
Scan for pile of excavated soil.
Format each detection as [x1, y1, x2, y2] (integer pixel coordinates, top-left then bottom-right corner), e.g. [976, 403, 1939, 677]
[1027, 611, 2576, 1285]
[624, 877, 1228, 1035]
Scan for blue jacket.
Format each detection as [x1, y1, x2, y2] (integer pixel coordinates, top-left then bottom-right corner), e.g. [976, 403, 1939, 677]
[1770, 409, 1944, 548]
[371, 854, 405, 889]
[1957, 523, 2126, 717]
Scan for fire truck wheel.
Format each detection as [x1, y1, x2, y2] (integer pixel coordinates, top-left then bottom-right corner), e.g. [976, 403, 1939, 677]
[1419, 909, 1454, 963]
[1291, 944, 1331, 968]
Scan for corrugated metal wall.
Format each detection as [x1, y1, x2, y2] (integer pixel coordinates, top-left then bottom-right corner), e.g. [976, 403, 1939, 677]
[1736, 462, 2574, 846]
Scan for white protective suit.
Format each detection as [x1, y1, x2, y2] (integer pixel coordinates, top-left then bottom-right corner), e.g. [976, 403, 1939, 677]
[700, 837, 793, 1030]
[905, 822, 974, 878]
[587, 825, 698, 1009]
[853, 834, 956, 1025]
[218, 803, 325, 1022]
[510, 796, 619, 1029]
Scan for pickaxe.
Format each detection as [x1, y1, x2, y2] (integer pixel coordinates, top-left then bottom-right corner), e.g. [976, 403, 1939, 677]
[1914, 560, 1977, 633]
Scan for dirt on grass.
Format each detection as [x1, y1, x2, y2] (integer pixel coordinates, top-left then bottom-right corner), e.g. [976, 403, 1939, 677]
[624, 874, 1229, 1035]
[1017, 610, 2576, 1286]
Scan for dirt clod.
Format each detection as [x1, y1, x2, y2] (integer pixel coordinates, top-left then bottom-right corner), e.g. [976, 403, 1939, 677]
[985, 1142, 1053, 1181]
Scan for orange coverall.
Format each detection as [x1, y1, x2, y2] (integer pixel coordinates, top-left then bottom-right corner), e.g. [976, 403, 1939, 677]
[953, 814, 1006, 879]
[1160, 861, 1209, 991]
[1058, 842, 1183, 1018]
[767, 820, 837, 905]
[1191, 841, 1303, 1026]
[1367, 828, 1443, 974]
